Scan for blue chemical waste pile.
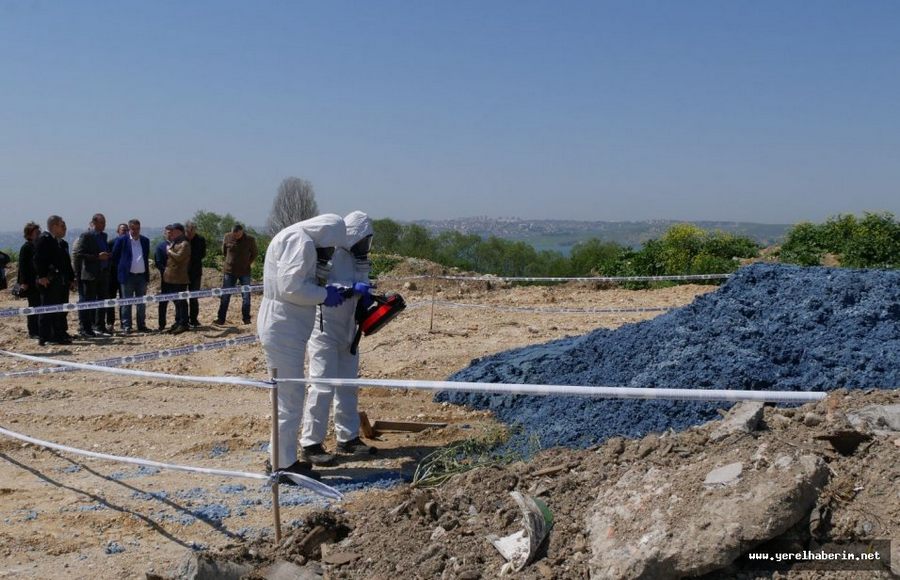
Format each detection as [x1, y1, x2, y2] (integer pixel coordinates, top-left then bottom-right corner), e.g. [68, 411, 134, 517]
[438, 264, 900, 451]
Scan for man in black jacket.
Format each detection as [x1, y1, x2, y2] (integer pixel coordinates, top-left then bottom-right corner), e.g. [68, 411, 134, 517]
[17, 222, 42, 338]
[34, 215, 76, 346]
[185, 221, 207, 327]
[74, 213, 112, 337]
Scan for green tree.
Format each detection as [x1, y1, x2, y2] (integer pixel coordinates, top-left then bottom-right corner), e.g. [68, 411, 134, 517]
[569, 239, 627, 276]
[780, 222, 826, 266]
[843, 212, 900, 268]
[372, 218, 402, 254]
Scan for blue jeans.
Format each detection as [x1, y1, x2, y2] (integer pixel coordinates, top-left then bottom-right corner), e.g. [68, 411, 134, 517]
[217, 274, 252, 322]
[120, 273, 148, 330]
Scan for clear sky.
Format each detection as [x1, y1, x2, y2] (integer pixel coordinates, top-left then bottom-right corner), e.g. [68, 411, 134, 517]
[1, 0, 898, 231]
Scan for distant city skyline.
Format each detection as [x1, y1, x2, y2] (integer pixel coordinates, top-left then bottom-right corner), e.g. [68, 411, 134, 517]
[2, 1, 898, 231]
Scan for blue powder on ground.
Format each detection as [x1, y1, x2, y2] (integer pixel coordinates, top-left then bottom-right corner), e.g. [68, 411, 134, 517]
[104, 541, 125, 555]
[332, 472, 407, 493]
[176, 488, 207, 501]
[239, 497, 263, 507]
[439, 264, 900, 453]
[192, 504, 230, 524]
[107, 466, 159, 480]
[131, 491, 169, 501]
[158, 513, 196, 526]
[20, 510, 38, 521]
[77, 504, 107, 512]
[209, 444, 229, 458]
[62, 465, 82, 473]
[218, 484, 246, 494]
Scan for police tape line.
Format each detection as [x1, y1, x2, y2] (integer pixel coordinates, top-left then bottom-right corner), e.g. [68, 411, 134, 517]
[378, 273, 732, 283]
[0, 425, 342, 499]
[1, 351, 826, 404]
[431, 299, 673, 315]
[0, 285, 265, 318]
[281, 376, 827, 404]
[1, 350, 272, 388]
[0, 335, 260, 378]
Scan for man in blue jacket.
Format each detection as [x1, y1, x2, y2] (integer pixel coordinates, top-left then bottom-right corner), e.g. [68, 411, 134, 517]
[111, 218, 151, 333]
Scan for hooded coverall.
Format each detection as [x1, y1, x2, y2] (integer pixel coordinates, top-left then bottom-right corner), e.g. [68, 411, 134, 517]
[301, 211, 374, 447]
[257, 214, 346, 469]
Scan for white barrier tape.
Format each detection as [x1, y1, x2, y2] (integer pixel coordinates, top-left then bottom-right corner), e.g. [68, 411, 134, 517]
[0, 425, 342, 500]
[0, 285, 264, 319]
[1, 350, 826, 404]
[0, 350, 272, 389]
[378, 273, 731, 283]
[277, 376, 827, 404]
[1, 335, 260, 379]
[432, 300, 672, 315]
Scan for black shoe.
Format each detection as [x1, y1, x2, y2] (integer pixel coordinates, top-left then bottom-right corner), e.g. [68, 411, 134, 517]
[242, 318, 252, 325]
[213, 319, 225, 325]
[38, 338, 47, 346]
[171, 325, 187, 335]
[79, 329, 97, 338]
[336, 438, 377, 456]
[266, 459, 321, 484]
[189, 320, 200, 328]
[55, 337, 73, 345]
[300, 444, 336, 466]
[95, 327, 112, 336]
[29, 334, 40, 340]
[137, 325, 150, 333]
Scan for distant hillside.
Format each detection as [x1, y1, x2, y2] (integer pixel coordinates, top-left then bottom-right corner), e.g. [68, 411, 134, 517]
[412, 218, 790, 252]
[0, 219, 790, 256]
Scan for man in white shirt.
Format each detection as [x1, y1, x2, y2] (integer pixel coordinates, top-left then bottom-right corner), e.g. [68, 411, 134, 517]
[111, 218, 151, 333]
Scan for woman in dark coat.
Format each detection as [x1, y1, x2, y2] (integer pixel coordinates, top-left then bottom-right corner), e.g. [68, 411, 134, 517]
[17, 221, 42, 338]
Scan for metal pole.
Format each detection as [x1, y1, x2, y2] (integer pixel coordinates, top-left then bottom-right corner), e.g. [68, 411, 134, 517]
[270, 368, 282, 543]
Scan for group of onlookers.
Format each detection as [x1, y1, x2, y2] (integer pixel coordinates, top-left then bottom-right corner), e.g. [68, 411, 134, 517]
[12, 213, 258, 344]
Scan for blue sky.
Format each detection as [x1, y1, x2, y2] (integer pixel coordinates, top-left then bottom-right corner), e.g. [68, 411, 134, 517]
[1, 0, 898, 231]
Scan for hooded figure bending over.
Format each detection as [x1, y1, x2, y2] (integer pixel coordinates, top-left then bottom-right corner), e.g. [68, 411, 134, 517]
[258, 213, 347, 481]
[300, 211, 375, 465]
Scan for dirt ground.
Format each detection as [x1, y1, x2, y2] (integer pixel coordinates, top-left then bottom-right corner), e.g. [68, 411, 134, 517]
[0, 268, 715, 578]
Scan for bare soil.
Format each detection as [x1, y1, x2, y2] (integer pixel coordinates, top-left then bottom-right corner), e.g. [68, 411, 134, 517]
[0, 271, 714, 578]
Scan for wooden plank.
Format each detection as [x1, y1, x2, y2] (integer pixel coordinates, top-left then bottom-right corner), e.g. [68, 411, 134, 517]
[371, 420, 448, 433]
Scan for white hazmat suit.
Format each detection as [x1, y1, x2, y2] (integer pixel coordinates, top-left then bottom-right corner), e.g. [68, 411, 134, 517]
[257, 214, 346, 470]
[301, 211, 374, 448]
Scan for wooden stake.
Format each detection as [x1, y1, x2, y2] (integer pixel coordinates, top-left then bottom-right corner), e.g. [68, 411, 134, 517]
[270, 368, 282, 544]
[358, 411, 375, 439]
[429, 269, 437, 332]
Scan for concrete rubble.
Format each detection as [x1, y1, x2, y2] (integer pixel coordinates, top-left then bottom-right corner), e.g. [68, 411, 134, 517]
[588, 450, 829, 579]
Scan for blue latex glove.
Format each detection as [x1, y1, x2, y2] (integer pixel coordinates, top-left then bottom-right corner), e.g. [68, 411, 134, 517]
[322, 285, 345, 307]
[353, 282, 373, 296]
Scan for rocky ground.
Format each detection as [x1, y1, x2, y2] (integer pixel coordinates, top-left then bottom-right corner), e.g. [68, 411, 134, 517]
[2, 262, 898, 579]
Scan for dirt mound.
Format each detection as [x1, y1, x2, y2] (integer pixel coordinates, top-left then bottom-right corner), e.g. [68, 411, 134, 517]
[174, 390, 899, 579]
[440, 264, 900, 452]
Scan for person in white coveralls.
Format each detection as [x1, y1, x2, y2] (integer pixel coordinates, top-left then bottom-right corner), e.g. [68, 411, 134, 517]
[300, 211, 376, 465]
[258, 213, 350, 481]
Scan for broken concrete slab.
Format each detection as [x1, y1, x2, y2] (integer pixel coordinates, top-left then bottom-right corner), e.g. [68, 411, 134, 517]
[703, 462, 743, 487]
[588, 453, 828, 579]
[173, 553, 254, 580]
[260, 560, 323, 580]
[847, 404, 900, 435]
[709, 402, 764, 442]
